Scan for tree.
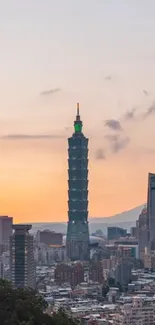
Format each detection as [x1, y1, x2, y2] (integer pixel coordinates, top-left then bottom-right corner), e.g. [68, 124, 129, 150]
[0, 279, 79, 325]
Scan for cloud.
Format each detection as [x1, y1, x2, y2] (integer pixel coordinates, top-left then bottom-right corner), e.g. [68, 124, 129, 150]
[111, 136, 130, 153]
[105, 119, 123, 131]
[123, 108, 136, 121]
[95, 148, 106, 160]
[40, 88, 61, 96]
[104, 75, 112, 80]
[1, 134, 65, 140]
[143, 89, 149, 96]
[104, 134, 120, 142]
[144, 101, 155, 118]
[65, 126, 72, 131]
[95, 135, 130, 159]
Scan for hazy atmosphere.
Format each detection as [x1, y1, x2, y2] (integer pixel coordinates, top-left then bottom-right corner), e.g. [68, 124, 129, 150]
[0, 0, 155, 222]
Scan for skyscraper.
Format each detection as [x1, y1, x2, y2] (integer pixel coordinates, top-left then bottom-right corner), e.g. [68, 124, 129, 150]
[0, 216, 13, 254]
[147, 173, 155, 249]
[10, 225, 35, 289]
[0, 216, 12, 243]
[137, 206, 148, 259]
[66, 103, 90, 261]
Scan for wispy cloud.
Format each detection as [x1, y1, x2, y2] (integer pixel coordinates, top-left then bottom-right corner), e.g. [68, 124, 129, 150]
[104, 134, 120, 142]
[111, 136, 130, 153]
[143, 89, 149, 96]
[104, 75, 112, 80]
[1, 134, 65, 140]
[40, 88, 61, 96]
[123, 108, 136, 121]
[105, 119, 123, 131]
[143, 101, 155, 119]
[95, 148, 106, 160]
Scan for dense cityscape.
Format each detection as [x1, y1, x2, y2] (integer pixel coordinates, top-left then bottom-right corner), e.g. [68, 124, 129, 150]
[0, 104, 155, 324]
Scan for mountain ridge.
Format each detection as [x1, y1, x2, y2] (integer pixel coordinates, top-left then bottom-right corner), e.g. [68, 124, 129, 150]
[28, 205, 144, 234]
[90, 204, 144, 224]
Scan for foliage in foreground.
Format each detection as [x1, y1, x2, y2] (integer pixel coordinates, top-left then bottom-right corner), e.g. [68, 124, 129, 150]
[0, 279, 79, 325]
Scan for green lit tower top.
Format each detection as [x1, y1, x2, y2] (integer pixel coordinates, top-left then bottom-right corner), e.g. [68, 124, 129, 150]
[74, 102, 83, 133]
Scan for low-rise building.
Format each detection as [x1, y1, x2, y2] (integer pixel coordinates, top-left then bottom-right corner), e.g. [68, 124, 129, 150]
[114, 296, 155, 325]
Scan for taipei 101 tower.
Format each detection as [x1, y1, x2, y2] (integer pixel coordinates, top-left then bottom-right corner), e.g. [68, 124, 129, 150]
[66, 103, 90, 261]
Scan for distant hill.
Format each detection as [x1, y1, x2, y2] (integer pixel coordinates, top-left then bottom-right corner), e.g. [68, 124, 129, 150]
[29, 205, 144, 235]
[90, 205, 144, 224]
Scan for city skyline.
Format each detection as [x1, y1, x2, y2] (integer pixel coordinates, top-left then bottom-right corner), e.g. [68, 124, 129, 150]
[1, 1, 155, 222]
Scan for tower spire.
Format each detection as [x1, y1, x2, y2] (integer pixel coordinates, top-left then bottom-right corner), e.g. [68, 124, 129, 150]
[77, 102, 79, 116]
[76, 102, 80, 121]
[74, 102, 82, 133]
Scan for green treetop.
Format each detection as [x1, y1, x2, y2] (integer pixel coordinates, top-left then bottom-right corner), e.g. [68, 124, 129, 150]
[0, 279, 80, 325]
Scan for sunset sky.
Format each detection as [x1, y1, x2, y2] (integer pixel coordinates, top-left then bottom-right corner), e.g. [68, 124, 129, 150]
[1, 0, 155, 223]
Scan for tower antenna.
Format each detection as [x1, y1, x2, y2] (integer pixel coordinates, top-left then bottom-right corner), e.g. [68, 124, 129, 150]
[77, 102, 80, 116]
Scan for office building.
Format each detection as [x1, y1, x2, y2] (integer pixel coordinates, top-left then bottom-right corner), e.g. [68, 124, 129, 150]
[0, 260, 4, 279]
[36, 230, 63, 246]
[147, 173, 155, 249]
[108, 227, 127, 241]
[36, 244, 66, 264]
[130, 226, 138, 238]
[142, 249, 155, 270]
[54, 262, 84, 287]
[137, 206, 148, 259]
[114, 261, 132, 287]
[66, 103, 90, 261]
[0, 216, 12, 243]
[10, 225, 35, 289]
[89, 261, 104, 284]
[114, 237, 138, 246]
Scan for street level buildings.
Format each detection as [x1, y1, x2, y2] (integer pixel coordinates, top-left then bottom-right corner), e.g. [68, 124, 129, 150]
[54, 262, 84, 287]
[114, 296, 155, 325]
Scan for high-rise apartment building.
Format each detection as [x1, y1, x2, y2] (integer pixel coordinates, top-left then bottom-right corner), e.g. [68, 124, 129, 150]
[147, 173, 155, 249]
[10, 225, 35, 289]
[0, 216, 12, 243]
[66, 103, 90, 261]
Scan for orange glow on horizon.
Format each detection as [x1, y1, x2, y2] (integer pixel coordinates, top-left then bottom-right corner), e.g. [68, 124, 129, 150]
[0, 140, 150, 223]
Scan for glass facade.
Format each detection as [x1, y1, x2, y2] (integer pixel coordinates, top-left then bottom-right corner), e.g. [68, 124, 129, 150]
[66, 105, 90, 261]
[147, 173, 155, 248]
[10, 225, 35, 289]
[14, 234, 25, 288]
